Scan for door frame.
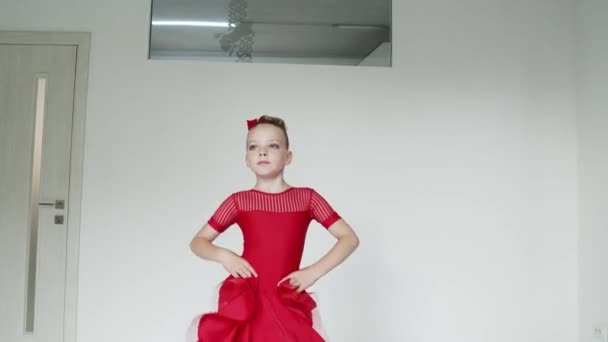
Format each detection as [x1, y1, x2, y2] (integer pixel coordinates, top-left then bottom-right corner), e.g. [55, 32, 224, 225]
[0, 31, 90, 342]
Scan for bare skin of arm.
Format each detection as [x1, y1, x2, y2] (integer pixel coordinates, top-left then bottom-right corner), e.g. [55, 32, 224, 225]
[280, 219, 360, 292]
[190, 224, 258, 278]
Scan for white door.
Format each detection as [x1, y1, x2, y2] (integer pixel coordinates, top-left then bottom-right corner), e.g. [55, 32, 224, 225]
[1, 44, 77, 342]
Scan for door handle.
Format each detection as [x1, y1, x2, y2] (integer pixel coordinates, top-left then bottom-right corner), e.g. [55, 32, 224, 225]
[38, 199, 65, 209]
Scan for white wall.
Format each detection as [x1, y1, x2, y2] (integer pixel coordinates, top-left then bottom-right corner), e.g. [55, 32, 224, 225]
[577, 0, 608, 341]
[0, 1, 580, 341]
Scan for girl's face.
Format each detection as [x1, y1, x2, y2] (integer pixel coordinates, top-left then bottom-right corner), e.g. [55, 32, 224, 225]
[245, 124, 292, 178]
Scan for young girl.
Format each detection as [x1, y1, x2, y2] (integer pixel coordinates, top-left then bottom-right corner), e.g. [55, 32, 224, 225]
[189, 115, 359, 342]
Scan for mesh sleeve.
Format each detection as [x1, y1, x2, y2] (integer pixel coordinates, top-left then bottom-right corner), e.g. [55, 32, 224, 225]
[310, 189, 341, 229]
[208, 194, 238, 233]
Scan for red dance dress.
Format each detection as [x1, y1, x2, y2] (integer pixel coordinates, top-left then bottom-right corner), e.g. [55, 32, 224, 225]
[196, 187, 340, 342]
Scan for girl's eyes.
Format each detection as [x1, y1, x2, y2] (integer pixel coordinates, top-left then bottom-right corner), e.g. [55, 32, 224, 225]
[248, 144, 280, 150]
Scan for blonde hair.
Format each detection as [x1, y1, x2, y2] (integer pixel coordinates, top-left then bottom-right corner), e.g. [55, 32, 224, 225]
[254, 115, 290, 148]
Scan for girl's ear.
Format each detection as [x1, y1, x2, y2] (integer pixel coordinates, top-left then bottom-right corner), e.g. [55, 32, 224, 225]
[286, 150, 293, 165]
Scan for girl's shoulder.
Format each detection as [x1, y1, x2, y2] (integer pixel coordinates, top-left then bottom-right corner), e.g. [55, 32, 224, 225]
[232, 186, 317, 196]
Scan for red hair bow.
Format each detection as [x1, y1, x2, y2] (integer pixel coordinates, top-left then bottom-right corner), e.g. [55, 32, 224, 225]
[246, 118, 258, 130]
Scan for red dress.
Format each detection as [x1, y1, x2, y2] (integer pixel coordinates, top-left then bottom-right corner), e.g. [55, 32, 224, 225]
[196, 187, 341, 342]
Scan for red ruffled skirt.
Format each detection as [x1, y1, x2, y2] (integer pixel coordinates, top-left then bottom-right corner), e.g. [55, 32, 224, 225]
[192, 277, 327, 342]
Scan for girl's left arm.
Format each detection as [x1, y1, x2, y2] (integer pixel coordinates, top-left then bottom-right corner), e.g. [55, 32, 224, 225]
[280, 219, 359, 291]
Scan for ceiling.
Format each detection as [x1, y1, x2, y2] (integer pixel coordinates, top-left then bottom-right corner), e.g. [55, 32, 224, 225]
[149, 0, 392, 65]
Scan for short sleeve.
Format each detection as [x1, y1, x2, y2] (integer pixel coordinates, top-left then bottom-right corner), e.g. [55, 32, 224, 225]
[309, 189, 341, 229]
[208, 194, 239, 233]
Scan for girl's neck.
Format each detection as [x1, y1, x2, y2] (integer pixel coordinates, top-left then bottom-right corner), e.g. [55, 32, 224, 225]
[252, 177, 291, 194]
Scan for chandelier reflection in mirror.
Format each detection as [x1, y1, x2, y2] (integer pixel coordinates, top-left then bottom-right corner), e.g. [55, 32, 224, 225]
[149, 0, 391, 67]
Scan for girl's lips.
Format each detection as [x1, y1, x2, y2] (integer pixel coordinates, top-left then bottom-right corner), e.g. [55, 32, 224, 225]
[257, 161, 270, 165]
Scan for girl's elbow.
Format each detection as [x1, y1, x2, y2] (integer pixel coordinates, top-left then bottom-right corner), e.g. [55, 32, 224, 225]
[352, 235, 360, 249]
[190, 237, 204, 253]
[337, 229, 359, 250]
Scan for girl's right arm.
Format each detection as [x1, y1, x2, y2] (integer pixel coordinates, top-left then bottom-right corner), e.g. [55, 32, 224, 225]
[190, 224, 258, 278]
